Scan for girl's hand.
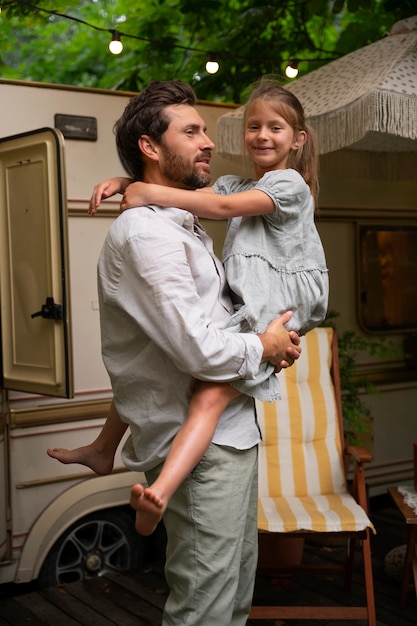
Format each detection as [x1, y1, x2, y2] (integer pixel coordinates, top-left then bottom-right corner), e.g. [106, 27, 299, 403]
[120, 182, 154, 212]
[89, 177, 132, 215]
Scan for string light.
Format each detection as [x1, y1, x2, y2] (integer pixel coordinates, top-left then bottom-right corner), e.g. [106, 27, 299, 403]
[7, 1, 340, 77]
[109, 30, 123, 55]
[205, 55, 219, 74]
[285, 61, 299, 79]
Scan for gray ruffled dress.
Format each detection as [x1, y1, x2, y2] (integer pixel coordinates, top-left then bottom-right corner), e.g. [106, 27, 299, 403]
[213, 168, 329, 401]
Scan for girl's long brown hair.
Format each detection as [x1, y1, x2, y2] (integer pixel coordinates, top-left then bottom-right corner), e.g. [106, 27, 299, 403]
[243, 79, 319, 203]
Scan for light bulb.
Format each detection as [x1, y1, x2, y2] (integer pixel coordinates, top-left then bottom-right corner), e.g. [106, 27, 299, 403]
[285, 61, 299, 79]
[109, 31, 123, 55]
[206, 57, 219, 74]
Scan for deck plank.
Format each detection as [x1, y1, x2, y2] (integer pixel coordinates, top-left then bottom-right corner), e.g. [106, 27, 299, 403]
[105, 568, 169, 610]
[39, 584, 122, 626]
[0, 597, 46, 625]
[70, 572, 165, 625]
[14, 591, 82, 625]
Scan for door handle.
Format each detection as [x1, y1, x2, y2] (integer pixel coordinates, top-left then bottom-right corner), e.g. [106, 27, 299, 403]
[31, 297, 63, 320]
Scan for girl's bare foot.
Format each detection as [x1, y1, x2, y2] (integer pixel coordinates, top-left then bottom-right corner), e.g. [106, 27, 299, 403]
[130, 483, 166, 536]
[47, 444, 114, 475]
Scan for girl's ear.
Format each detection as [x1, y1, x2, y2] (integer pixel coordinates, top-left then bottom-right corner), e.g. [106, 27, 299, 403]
[138, 135, 159, 161]
[292, 130, 307, 151]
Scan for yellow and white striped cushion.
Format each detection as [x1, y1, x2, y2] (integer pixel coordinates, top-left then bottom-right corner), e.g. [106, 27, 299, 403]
[256, 327, 373, 533]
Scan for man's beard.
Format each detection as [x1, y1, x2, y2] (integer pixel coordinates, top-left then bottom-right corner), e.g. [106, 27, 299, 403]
[160, 145, 211, 189]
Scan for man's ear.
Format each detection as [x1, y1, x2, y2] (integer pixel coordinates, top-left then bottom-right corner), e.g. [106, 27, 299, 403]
[138, 135, 159, 161]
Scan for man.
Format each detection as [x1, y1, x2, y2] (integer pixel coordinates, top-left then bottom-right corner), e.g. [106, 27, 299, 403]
[97, 80, 300, 625]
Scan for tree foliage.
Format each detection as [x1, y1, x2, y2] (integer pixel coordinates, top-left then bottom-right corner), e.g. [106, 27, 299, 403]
[323, 311, 402, 445]
[0, 0, 415, 102]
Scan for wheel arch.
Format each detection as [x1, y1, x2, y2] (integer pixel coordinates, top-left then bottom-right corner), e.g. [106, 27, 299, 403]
[16, 470, 145, 583]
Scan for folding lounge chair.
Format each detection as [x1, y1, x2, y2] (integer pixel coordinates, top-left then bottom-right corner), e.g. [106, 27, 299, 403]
[250, 327, 376, 625]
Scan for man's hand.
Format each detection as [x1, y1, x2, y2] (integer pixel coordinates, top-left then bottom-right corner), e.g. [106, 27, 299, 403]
[258, 311, 301, 371]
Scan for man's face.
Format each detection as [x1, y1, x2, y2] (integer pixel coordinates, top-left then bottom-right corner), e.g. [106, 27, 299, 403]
[158, 105, 215, 189]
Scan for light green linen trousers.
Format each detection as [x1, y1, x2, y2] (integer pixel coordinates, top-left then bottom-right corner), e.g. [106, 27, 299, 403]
[146, 443, 259, 626]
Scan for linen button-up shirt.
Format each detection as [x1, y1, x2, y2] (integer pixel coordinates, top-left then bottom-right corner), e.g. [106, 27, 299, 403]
[98, 204, 263, 472]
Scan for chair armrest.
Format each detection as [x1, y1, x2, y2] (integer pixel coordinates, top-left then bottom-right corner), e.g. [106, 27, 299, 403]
[345, 445, 372, 511]
[345, 445, 372, 464]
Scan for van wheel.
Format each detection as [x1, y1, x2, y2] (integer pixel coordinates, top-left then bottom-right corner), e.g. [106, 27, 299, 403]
[38, 508, 142, 587]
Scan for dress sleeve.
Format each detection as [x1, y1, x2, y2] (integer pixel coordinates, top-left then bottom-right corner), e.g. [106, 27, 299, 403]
[254, 169, 311, 219]
[213, 175, 253, 196]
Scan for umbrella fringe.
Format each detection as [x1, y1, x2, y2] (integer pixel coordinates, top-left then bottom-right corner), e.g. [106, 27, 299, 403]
[375, 90, 417, 138]
[310, 91, 417, 155]
[217, 111, 248, 163]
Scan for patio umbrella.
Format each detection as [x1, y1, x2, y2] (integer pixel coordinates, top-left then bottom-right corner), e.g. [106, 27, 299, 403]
[217, 16, 417, 160]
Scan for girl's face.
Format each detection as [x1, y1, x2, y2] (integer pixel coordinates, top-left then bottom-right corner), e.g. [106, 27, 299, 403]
[244, 99, 305, 176]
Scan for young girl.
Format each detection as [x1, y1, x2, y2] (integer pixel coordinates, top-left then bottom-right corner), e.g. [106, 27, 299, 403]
[48, 81, 328, 536]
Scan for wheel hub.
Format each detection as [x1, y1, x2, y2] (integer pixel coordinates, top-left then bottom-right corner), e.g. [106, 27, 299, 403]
[85, 553, 102, 572]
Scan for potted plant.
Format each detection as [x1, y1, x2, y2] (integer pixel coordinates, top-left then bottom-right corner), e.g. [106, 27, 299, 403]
[323, 311, 400, 446]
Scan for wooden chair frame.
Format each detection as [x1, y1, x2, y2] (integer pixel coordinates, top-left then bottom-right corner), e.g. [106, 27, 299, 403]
[250, 329, 376, 625]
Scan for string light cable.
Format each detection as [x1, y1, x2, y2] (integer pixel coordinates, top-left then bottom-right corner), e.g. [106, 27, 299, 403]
[2, 0, 341, 74]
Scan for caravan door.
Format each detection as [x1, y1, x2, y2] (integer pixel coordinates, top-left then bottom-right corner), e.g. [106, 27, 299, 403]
[0, 128, 73, 398]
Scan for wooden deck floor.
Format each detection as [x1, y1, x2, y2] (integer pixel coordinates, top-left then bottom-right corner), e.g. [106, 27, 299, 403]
[0, 494, 416, 625]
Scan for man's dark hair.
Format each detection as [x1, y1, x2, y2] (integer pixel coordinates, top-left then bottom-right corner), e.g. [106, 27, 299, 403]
[114, 80, 197, 181]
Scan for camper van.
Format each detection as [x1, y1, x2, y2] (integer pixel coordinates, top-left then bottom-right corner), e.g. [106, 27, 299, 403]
[1, 78, 416, 588]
